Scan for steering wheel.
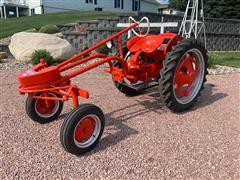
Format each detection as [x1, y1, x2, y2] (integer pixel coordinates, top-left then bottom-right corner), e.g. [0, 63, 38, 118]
[129, 16, 150, 37]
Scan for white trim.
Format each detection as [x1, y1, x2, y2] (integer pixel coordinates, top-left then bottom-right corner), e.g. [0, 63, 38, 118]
[0, 6, 3, 19]
[117, 22, 178, 38]
[3, 5, 6, 19]
[16, 6, 19, 17]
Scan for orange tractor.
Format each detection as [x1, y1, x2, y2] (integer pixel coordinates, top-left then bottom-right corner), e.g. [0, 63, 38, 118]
[17, 17, 208, 155]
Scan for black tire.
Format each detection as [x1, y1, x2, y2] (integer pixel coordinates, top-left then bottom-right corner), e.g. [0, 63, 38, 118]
[60, 104, 105, 155]
[159, 38, 208, 112]
[25, 92, 63, 124]
[114, 81, 141, 96]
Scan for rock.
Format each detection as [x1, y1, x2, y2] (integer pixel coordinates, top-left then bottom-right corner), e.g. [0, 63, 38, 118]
[9, 32, 75, 62]
[53, 32, 63, 39]
[25, 28, 37, 32]
[0, 52, 8, 60]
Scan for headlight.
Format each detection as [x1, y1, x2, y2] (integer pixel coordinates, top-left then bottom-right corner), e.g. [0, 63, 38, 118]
[106, 41, 113, 49]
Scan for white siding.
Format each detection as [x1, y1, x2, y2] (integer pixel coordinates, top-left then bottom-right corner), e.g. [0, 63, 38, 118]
[140, 1, 158, 13]
[41, 0, 159, 14]
[43, 0, 94, 13]
[27, 0, 42, 14]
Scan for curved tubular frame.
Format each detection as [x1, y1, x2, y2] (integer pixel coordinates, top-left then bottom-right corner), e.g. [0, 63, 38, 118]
[57, 22, 139, 70]
[19, 22, 140, 108]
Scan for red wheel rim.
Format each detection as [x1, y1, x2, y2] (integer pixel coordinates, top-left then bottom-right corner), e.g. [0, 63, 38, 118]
[174, 53, 199, 97]
[74, 117, 96, 143]
[35, 93, 59, 117]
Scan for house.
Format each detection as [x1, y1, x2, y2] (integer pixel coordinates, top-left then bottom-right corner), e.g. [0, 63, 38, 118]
[35, 0, 161, 14]
[158, 4, 185, 16]
[0, 0, 29, 19]
[0, 0, 161, 18]
[0, 0, 160, 18]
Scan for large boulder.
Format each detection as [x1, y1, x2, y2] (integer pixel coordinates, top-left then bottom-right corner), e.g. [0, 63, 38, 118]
[9, 32, 75, 62]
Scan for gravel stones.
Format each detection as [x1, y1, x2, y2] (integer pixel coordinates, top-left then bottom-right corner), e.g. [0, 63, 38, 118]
[1, 62, 239, 179]
[208, 65, 240, 75]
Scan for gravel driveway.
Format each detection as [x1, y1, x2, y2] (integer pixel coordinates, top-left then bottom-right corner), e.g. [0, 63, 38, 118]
[1, 65, 239, 179]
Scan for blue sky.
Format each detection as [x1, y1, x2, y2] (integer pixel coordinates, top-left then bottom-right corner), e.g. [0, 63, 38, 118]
[158, 0, 169, 4]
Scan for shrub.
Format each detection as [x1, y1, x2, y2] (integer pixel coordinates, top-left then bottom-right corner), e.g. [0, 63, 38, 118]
[96, 44, 110, 55]
[39, 24, 60, 34]
[30, 49, 53, 65]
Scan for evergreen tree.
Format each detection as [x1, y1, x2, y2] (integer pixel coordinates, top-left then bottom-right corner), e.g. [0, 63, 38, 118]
[168, 0, 188, 11]
[204, 0, 240, 19]
[168, 0, 240, 19]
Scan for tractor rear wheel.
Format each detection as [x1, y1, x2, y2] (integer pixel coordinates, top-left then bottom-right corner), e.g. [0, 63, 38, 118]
[159, 38, 208, 112]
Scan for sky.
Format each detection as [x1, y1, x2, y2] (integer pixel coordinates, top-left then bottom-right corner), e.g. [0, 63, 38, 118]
[158, 0, 169, 4]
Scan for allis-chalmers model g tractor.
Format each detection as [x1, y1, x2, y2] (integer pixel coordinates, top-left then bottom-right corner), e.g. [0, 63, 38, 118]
[17, 16, 208, 155]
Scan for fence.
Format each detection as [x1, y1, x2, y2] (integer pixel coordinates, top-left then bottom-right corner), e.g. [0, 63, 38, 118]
[59, 12, 240, 52]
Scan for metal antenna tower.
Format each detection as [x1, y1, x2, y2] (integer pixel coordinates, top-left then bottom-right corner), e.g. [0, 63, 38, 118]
[179, 0, 206, 48]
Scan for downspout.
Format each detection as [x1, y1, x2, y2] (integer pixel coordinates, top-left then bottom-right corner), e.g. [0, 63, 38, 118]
[40, 0, 44, 14]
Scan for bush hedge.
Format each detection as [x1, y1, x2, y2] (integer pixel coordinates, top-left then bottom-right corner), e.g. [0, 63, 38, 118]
[39, 24, 60, 34]
[30, 49, 53, 65]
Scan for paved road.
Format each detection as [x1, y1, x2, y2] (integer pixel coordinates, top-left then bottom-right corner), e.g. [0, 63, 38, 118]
[1, 67, 239, 179]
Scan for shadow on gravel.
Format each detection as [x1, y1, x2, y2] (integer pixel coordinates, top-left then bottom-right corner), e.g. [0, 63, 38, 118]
[192, 83, 228, 110]
[58, 83, 228, 156]
[89, 91, 168, 154]
[58, 113, 69, 120]
[94, 113, 139, 153]
[140, 83, 228, 113]
[91, 83, 228, 155]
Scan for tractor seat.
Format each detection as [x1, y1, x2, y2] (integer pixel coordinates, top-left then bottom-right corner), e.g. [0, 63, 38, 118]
[129, 35, 164, 53]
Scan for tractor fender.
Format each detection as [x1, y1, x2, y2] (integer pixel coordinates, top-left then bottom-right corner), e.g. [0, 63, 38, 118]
[128, 33, 183, 54]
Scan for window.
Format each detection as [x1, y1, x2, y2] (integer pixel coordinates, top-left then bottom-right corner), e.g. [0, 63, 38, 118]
[115, 0, 124, 9]
[115, 0, 120, 8]
[86, 0, 93, 3]
[132, 0, 140, 11]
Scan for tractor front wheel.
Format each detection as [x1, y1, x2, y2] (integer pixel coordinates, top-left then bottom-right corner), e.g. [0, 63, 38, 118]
[60, 104, 105, 155]
[25, 92, 63, 123]
[159, 38, 208, 112]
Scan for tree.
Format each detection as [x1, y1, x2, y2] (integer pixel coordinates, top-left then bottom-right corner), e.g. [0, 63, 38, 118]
[204, 0, 240, 19]
[168, 0, 240, 19]
[168, 0, 188, 11]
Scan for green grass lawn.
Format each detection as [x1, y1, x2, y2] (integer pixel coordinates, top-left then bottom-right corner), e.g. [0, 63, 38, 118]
[1, 13, 239, 69]
[0, 11, 118, 38]
[208, 52, 240, 68]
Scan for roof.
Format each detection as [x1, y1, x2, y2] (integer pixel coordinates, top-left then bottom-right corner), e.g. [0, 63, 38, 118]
[142, 0, 161, 5]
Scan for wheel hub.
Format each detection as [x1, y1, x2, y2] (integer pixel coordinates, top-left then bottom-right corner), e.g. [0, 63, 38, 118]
[74, 117, 96, 143]
[174, 53, 199, 97]
[35, 94, 57, 116]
